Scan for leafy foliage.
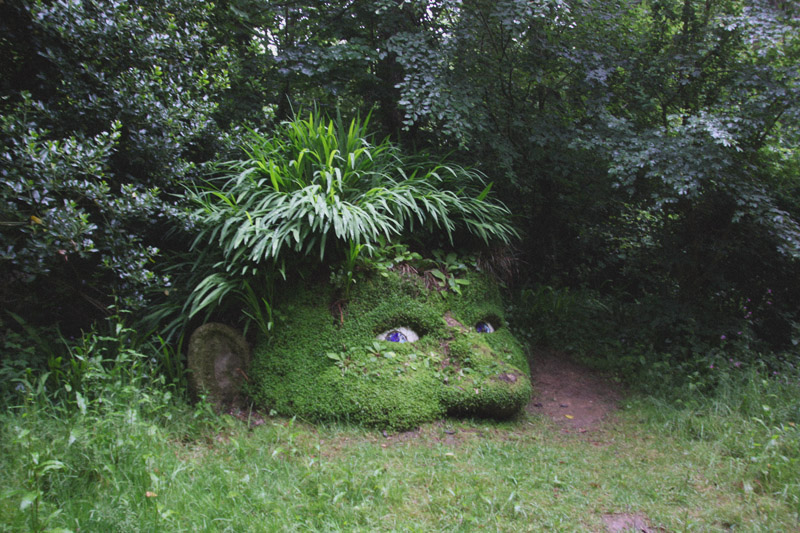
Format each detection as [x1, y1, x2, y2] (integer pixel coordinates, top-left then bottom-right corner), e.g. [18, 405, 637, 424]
[0, 0, 230, 331]
[379, 0, 800, 350]
[185, 110, 517, 327]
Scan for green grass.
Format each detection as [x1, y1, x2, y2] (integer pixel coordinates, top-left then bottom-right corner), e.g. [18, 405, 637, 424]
[2, 314, 797, 531]
[2, 391, 798, 532]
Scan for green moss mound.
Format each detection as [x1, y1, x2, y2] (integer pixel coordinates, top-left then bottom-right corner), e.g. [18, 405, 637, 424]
[248, 271, 532, 430]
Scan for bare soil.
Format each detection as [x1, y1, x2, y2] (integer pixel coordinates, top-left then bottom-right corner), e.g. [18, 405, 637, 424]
[527, 348, 623, 433]
[601, 512, 662, 533]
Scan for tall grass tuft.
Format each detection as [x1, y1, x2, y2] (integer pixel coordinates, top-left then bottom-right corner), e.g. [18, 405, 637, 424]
[635, 358, 800, 507]
[185, 110, 518, 332]
[0, 313, 219, 532]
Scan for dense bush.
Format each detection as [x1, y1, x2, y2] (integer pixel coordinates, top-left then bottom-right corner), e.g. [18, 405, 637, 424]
[0, 0, 230, 333]
[381, 0, 800, 351]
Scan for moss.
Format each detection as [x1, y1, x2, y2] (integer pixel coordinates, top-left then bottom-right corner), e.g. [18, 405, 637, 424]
[446, 273, 505, 326]
[249, 270, 532, 430]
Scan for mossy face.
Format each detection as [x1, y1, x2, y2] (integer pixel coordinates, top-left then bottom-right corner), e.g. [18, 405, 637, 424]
[249, 271, 532, 430]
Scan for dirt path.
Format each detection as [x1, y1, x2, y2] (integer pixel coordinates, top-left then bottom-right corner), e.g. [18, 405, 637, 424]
[528, 350, 666, 532]
[528, 349, 622, 433]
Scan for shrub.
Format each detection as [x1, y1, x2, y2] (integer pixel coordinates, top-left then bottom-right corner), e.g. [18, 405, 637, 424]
[183, 110, 518, 335]
[0, 0, 230, 335]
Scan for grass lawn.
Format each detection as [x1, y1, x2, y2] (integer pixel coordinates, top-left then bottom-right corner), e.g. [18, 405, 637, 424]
[2, 398, 798, 532]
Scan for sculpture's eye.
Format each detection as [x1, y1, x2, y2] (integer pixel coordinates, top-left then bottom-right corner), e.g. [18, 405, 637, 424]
[475, 321, 495, 333]
[377, 327, 419, 343]
[386, 330, 408, 343]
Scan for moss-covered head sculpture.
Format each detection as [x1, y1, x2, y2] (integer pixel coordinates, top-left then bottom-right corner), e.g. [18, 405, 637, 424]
[185, 112, 529, 429]
[246, 269, 531, 430]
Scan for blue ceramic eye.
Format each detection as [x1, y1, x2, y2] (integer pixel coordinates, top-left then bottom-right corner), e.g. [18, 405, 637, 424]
[475, 321, 495, 333]
[377, 327, 419, 343]
[385, 330, 408, 343]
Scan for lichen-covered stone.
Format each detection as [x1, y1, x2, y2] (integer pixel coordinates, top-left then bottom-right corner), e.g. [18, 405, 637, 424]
[187, 322, 251, 407]
[247, 271, 532, 430]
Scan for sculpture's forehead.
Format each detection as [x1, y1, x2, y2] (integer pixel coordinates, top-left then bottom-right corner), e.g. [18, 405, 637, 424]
[334, 271, 507, 338]
[268, 271, 512, 353]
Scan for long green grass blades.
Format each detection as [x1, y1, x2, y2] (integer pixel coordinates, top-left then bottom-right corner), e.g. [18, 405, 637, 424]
[187, 272, 236, 319]
[186, 110, 518, 323]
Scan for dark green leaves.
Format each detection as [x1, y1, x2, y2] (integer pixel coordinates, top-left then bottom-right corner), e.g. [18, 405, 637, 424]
[0, 0, 229, 327]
